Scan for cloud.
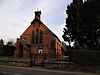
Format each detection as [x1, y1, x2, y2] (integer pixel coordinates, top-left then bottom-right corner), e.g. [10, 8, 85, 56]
[0, 0, 72, 43]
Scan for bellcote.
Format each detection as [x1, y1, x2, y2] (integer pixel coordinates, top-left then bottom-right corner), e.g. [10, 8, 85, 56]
[34, 11, 41, 20]
[31, 11, 42, 24]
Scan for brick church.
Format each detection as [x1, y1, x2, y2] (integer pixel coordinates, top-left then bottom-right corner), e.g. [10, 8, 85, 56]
[14, 11, 62, 60]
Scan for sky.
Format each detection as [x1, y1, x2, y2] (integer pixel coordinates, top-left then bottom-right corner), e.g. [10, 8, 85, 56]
[0, 0, 72, 44]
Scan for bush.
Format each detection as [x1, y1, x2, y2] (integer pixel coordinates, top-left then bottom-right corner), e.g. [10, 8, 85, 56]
[0, 45, 15, 56]
[68, 50, 100, 66]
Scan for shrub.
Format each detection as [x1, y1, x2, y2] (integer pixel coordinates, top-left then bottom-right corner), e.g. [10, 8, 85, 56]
[68, 50, 100, 66]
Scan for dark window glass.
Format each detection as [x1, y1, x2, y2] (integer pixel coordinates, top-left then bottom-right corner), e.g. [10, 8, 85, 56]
[32, 31, 34, 44]
[36, 28, 38, 44]
[40, 30, 42, 44]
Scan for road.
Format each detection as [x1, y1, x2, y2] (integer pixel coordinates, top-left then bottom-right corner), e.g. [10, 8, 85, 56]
[0, 65, 98, 75]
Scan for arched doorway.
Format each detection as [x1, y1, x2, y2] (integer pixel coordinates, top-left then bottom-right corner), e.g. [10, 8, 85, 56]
[19, 44, 24, 57]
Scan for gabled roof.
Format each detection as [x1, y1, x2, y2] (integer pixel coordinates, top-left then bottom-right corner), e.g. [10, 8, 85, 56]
[31, 18, 61, 42]
[20, 18, 61, 42]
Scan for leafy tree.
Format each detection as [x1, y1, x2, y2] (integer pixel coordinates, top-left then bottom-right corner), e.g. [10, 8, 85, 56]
[61, 42, 67, 55]
[0, 39, 4, 55]
[0, 39, 4, 50]
[6, 41, 15, 46]
[63, 0, 100, 50]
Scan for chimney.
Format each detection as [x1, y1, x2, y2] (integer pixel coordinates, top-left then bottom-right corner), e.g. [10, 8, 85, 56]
[34, 11, 41, 20]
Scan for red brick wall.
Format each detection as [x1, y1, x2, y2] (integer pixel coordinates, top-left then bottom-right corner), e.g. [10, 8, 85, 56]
[14, 20, 62, 59]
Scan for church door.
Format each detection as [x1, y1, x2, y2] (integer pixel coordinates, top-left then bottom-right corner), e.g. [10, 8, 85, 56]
[19, 44, 23, 57]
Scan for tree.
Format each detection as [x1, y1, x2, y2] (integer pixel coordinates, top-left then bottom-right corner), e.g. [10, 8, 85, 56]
[0, 39, 4, 55]
[61, 42, 67, 55]
[0, 39, 4, 50]
[63, 0, 100, 50]
[6, 41, 15, 46]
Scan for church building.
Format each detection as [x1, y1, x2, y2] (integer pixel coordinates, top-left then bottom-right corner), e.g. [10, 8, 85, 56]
[14, 11, 62, 60]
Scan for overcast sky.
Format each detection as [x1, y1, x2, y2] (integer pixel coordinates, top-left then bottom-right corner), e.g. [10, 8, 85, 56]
[0, 0, 72, 43]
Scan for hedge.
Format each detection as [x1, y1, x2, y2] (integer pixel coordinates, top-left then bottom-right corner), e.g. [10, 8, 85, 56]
[0, 45, 15, 56]
[68, 50, 100, 66]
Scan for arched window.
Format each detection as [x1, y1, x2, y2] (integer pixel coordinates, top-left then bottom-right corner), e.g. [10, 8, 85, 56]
[39, 30, 43, 44]
[36, 28, 38, 44]
[32, 31, 34, 44]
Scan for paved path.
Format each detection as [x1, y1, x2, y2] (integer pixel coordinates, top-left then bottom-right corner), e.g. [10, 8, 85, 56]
[0, 65, 99, 75]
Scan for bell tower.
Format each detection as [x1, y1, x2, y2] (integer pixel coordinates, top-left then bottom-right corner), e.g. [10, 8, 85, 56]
[34, 11, 41, 20]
